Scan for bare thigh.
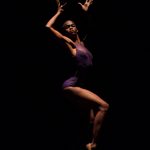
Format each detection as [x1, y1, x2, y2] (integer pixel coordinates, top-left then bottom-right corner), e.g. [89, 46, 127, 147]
[63, 86, 108, 109]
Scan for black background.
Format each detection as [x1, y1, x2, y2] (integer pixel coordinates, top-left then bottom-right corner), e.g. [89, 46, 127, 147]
[2, 0, 149, 149]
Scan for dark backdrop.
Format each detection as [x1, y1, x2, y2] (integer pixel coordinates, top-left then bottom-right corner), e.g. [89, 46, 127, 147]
[2, 0, 149, 150]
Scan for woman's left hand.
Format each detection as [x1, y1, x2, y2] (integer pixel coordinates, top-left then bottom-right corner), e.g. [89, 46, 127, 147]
[78, 0, 94, 12]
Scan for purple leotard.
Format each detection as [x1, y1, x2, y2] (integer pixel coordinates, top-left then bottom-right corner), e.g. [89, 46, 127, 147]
[62, 42, 93, 88]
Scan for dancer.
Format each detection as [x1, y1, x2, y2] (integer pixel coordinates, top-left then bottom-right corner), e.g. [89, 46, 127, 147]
[45, 0, 109, 149]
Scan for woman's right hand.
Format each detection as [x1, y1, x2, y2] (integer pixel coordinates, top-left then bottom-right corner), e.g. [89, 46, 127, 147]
[56, 1, 67, 14]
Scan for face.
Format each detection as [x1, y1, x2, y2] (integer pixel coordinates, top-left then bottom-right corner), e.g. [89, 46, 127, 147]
[63, 20, 78, 35]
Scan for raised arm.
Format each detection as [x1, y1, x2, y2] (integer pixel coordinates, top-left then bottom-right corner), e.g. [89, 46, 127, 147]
[45, 2, 75, 45]
[77, 0, 94, 41]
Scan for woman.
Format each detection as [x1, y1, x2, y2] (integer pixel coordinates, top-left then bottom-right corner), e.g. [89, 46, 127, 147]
[45, 0, 109, 149]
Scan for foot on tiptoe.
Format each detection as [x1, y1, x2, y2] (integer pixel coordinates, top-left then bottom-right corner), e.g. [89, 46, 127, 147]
[86, 143, 97, 150]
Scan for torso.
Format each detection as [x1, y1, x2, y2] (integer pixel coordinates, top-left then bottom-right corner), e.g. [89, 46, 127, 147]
[62, 42, 93, 89]
[74, 42, 93, 68]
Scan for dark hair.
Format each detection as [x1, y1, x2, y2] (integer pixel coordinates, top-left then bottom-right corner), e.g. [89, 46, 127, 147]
[62, 20, 76, 29]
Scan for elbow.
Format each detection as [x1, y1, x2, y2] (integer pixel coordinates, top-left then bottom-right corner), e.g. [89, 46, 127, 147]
[45, 25, 53, 31]
[45, 24, 50, 28]
[45, 22, 52, 28]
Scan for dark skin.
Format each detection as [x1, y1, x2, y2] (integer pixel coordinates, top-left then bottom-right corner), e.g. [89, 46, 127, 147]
[46, 0, 109, 149]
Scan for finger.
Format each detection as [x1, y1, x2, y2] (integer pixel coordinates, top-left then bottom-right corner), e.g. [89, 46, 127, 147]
[90, 0, 93, 4]
[88, 0, 93, 5]
[56, 0, 61, 6]
[62, 2, 67, 7]
[78, 2, 83, 6]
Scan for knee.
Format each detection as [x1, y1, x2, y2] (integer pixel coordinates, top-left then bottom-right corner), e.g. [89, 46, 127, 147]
[63, 86, 73, 91]
[63, 86, 74, 97]
[100, 102, 109, 112]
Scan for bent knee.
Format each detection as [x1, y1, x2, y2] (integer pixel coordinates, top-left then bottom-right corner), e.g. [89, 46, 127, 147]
[63, 86, 76, 95]
[63, 86, 81, 91]
[100, 102, 109, 112]
[63, 86, 74, 91]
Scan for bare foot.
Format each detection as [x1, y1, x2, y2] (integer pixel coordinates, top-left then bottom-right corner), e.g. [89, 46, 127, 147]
[86, 143, 97, 150]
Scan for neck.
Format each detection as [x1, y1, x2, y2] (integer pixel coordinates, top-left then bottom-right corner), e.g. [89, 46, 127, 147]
[75, 35, 81, 43]
[69, 34, 82, 44]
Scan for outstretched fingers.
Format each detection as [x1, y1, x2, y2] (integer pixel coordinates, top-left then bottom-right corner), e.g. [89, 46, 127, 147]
[87, 0, 94, 5]
[78, 0, 94, 11]
[87, 0, 94, 4]
[56, 0, 67, 8]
